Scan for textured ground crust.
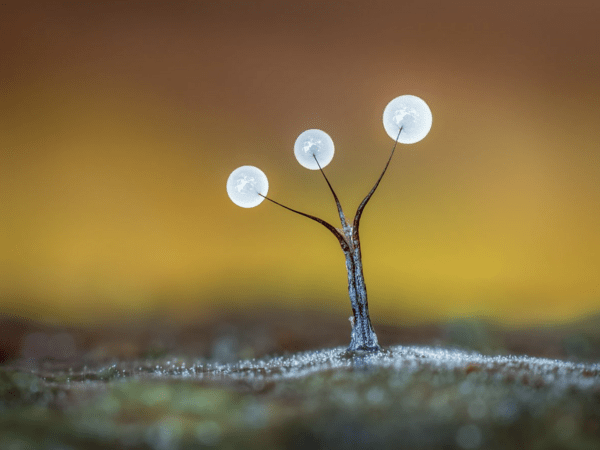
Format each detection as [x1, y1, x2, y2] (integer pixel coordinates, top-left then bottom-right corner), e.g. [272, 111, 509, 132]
[2, 311, 600, 449]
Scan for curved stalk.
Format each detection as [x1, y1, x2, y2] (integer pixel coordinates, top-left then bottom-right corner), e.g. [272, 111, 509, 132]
[352, 126, 402, 244]
[259, 127, 402, 353]
[313, 155, 350, 234]
[258, 194, 350, 253]
[345, 126, 403, 351]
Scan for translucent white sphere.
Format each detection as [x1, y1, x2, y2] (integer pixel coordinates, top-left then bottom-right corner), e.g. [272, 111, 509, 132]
[294, 129, 334, 170]
[227, 166, 269, 208]
[383, 95, 432, 144]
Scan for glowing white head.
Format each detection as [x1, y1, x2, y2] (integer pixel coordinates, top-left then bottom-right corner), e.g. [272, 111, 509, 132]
[294, 129, 335, 170]
[383, 95, 432, 144]
[227, 165, 269, 208]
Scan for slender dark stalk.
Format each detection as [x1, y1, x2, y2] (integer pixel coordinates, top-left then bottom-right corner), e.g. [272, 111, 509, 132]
[259, 125, 403, 352]
[352, 126, 402, 243]
[258, 194, 349, 253]
[343, 125, 403, 351]
[313, 155, 350, 234]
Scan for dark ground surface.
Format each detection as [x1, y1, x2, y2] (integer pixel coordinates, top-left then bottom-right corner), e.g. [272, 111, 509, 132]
[2, 309, 600, 449]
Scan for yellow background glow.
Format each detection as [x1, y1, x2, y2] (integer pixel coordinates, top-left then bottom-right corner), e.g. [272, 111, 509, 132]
[1, 1, 599, 326]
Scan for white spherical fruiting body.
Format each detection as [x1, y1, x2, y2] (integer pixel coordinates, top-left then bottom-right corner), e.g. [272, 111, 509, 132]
[383, 95, 432, 144]
[294, 129, 335, 170]
[227, 165, 269, 208]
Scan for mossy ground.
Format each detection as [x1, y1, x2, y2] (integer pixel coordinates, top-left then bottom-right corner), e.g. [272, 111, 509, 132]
[2, 311, 600, 449]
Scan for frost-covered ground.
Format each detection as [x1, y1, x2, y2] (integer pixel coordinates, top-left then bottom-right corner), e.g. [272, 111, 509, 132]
[3, 345, 600, 449]
[2, 312, 600, 449]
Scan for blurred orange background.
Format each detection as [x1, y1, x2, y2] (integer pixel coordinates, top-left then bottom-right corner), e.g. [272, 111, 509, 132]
[1, 0, 599, 327]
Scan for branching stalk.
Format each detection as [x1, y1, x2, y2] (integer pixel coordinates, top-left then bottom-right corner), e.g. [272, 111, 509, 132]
[260, 126, 403, 352]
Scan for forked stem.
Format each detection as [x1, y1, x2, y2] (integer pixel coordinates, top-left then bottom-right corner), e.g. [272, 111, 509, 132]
[345, 126, 403, 352]
[260, 126, 403, 352]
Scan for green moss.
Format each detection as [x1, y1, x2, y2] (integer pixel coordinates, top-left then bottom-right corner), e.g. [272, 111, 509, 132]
[2, 346, 600, 449]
